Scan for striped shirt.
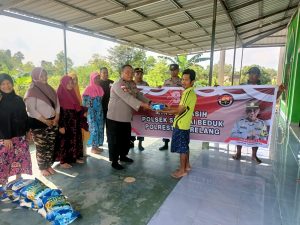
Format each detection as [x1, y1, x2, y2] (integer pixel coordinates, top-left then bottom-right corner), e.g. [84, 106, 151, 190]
[173, 87, 197, 130]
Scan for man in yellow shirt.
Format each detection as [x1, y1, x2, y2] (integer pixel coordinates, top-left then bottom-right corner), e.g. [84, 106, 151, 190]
[161, 69, 197, 178]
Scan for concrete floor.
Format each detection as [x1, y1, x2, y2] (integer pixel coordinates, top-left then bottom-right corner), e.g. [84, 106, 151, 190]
[1, 115, 300, 225]
[0, 138, 203, 225]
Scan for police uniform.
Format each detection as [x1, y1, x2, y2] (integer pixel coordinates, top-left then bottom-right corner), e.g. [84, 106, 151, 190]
[231, 117, 268, 141]
[160, 64, 182, 149]
[132, 71, 149, 146]
[136, 81, 149, 86]
[163, 77, 182, 87]
[107, 78, 150, 166]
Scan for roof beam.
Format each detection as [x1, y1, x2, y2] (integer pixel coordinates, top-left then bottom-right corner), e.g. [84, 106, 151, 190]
[137, 27, 232, 44]
[218, 0, 243, 45]
[228, 0, 263, 13]
[239, 17, 290, 35]
[167, 0, 222, 49]
[141, 30, 235, 47]
[243, 25, 287, 47]
[0, 0, 32, 10]
[106, 0, 127, 9]
[69, 0, 165, 25]
[96, 1, 212, 32]
[47, 0, 97, 17]
[242, 24, 287, 40]
[236, 4, 298, 28]
[116, 12, 225, 39]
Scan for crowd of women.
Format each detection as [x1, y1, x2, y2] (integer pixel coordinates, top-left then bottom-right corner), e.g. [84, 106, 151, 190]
[0, 64, 154, 187]
[0, 67, 102, 185]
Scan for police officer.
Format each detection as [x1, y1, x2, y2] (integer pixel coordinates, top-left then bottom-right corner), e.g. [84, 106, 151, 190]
[231, 102, 268, 141]
[130, 67, 149, 151]
[159, 63, 182, 150]
[232, 66, 284, 163]
[231, 101, 268, 163]
[106, 64, 151, 170]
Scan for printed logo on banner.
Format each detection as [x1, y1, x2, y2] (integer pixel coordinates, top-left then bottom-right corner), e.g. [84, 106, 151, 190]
[217, 94, 234, 107]
[169, 91, 181, 104]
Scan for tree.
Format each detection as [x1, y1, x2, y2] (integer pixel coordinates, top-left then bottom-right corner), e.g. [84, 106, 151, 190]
[0, 49, 14, 71]
[159, 54, 210, 71]
[41, 60, 55, 76]
[143, 59, 169, 87]
[107, 45, 148, 72]
[54, 51, 73, 75]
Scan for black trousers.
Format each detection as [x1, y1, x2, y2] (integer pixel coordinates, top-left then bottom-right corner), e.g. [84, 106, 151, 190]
[131, 136, 144, 142]
[163, 138, 170, 143]
[103, 109, 108, 138]
[107, 118, 131, 163]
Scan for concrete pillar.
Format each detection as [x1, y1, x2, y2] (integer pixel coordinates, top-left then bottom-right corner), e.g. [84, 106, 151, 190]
[277, 47, 285, 85]
[218, 50, 226, 85]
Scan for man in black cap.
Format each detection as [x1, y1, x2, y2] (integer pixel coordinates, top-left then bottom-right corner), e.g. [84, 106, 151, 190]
[159, 63, 182, 150]
[133, 68, 149, 86]
[243, 66, 262, 85]
[232, 66, 285, 163]
[130, 67, 149, 150]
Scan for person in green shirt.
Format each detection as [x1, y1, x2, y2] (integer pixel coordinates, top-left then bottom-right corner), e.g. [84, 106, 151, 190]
[161, 69, 197, 179]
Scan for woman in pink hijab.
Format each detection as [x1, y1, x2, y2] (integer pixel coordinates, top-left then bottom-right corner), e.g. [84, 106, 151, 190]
[82, 72, 104, 154]
[24, 67, 60, 176]
[55, 75, 84, 168]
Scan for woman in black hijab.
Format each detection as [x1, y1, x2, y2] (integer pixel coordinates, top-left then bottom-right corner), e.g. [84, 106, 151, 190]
[0, 73, 32, 186]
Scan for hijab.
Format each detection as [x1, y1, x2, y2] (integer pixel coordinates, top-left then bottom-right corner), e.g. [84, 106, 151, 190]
[68, 72, 82, 104]
[0, 73, 16, 101]
[82, 72, 104, 98]
[24, 67, 57, 108]
[57, 75, 81, 111]
[0, 73, 28, 139]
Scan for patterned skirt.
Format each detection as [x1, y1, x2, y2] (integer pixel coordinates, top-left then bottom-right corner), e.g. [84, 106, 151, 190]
[55, 110, 83, 164]
[0, 136, 32, 185]
[32, 126, 58, 170]
[170, 128, 190, 154]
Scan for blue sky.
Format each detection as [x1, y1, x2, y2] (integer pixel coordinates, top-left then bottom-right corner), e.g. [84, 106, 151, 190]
[0, 15, 281, 70]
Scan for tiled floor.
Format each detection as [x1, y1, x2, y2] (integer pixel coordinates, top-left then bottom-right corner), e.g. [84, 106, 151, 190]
[148, 116, 300, 225]
[1, 116, 300, 225]
[148, 148, 281, 225]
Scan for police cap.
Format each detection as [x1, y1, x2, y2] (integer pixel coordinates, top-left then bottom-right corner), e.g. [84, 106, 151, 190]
[169, 64, 179, 71]
[246, 101, 260, 109]
[247, 66, 261, 76]
[134, 67, 143, 73]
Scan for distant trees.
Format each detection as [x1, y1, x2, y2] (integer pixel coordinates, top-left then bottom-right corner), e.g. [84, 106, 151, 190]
[0, 45, 279, 97]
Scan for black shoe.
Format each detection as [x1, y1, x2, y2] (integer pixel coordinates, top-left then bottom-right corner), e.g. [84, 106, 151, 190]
[129, 141, 134, 149]
[138, 144, 144, 151]
[112, 163, 124, 170]
[120, 157, 134, 163]
[159, 144, 168, 151]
